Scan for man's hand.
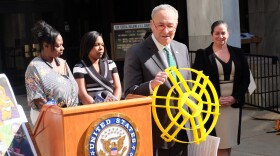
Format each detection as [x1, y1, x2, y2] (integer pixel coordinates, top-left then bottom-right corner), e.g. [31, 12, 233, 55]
[151, 72, 169, 90]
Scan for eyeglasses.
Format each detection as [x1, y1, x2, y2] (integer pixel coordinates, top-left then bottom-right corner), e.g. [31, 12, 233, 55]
[152, 20, 177, 31]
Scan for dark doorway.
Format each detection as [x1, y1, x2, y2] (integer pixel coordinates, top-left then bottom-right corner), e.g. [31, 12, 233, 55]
[0, 0, 62, 94]
[239, 0, 250, 53]
[62, 0, 188, 81]
[0, 0, 188, 93]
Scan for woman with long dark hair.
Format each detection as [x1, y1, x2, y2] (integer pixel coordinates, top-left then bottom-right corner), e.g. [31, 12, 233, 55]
[73, 31, 122, 104]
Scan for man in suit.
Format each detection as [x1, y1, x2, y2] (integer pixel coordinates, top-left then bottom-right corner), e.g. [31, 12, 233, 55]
[124, 4, 191, 156]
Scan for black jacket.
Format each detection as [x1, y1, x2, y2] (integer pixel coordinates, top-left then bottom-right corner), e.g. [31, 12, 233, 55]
[192, 43, 250, 144]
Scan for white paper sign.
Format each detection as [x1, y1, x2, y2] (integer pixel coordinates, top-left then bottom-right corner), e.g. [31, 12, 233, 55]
[248, 70, 256, 95]
[188, 135, 220, 156]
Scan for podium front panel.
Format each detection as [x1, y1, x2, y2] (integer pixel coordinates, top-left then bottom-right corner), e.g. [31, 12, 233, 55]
[33, 96, 152, 156]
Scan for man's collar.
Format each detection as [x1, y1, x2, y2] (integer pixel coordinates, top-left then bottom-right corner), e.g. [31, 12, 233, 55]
[151, 34, 170, 52]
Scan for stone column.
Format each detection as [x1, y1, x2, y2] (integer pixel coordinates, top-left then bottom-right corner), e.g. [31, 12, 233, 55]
[187, 0, 241, 51]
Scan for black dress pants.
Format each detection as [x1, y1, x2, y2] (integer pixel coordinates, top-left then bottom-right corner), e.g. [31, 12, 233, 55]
[153, 128, 188, 156]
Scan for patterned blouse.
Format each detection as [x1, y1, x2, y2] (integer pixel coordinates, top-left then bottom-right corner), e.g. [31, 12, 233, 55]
[25, 57, 79, 110]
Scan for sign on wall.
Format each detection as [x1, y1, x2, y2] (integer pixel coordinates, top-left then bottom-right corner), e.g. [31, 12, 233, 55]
[111, 22, 150, 61]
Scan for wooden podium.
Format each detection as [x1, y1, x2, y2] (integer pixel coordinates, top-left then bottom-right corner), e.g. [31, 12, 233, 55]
[32, 95, 152, 156]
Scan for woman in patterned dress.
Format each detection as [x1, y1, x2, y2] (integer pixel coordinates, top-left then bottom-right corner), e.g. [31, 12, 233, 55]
[25, 20, 79, 125]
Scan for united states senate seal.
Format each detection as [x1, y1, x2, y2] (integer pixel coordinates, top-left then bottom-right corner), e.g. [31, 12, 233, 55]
[84, 113, 139, 156]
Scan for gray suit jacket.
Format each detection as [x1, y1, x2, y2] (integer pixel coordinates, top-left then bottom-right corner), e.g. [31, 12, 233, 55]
[124, 35, 192, 149]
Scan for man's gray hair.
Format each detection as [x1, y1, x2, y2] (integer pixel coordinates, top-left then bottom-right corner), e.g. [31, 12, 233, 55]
[151, 4, 179, 20]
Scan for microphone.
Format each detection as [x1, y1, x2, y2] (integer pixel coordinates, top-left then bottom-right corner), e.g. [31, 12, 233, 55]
[102, 91, 118, 102]
[94, 93, 105, 103]
[46, 98, 56, 105]
[45, 97, 66, 107]
[93, 91, 118, 104]
[57, 97, 66, 107]
[101, 91, 109, 99]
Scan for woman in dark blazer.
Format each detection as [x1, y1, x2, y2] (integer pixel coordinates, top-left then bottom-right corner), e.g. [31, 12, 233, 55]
[192, 20, 250, 156]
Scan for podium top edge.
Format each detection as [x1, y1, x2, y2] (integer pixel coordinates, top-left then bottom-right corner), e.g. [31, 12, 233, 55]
[47, 95, 152, 115]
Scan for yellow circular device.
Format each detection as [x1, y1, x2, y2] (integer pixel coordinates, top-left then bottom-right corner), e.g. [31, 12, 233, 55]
[151, 67, 220, 144]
